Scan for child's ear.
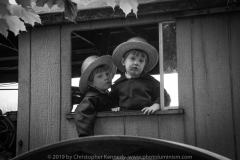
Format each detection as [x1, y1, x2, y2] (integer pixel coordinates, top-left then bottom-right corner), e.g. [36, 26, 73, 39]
[121, 58, 125, 66]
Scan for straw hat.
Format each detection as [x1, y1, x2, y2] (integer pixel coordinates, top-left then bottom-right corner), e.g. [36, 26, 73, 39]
[79, 55, 116, 94]
[112, 37, 159, 73]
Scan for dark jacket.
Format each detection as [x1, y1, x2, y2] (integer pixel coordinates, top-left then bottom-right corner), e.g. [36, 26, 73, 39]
[74, 87, 113, 137]
[110, 72, 171, 110]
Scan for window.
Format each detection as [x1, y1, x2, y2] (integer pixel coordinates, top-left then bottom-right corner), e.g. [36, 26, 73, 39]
[71, 22, 178, 112]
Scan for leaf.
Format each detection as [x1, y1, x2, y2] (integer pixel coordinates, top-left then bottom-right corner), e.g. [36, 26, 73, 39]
[0, 2, 11, 18]
[103, 0, 117, 11]
[21, 9, 41, 26]
[35, 0, 49, 7]
[0, 19, 9, 38]
[15, 0, 32, 10]
[119, 0, 138, 18]
[35, 0, 77, 22]
[6, 15, 26, 36]
[8, 4, 41, 26]
[1, 0, 11, 5]
[9, 4, 24, 17]
[64, 0, 77, 22]
[36, 0, 64, 9]
[45, 0, 64, 9]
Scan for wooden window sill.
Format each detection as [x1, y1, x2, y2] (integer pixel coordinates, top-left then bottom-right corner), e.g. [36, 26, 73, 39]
[65, 108, 184, 119]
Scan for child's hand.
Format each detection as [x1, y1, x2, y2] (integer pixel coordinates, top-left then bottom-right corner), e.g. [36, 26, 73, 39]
[111, 107, 120, 112]
[141, 103, 160, 115]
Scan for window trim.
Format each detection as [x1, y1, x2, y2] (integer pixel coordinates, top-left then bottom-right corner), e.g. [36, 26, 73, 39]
[66, 109, 183, 119]
[159, 21, 178, 110]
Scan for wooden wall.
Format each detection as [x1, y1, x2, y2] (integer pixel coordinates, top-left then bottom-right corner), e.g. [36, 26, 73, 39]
[17, 10, 240, 160]
[17, 26, 62, 154]
[177, 12, 240, 160]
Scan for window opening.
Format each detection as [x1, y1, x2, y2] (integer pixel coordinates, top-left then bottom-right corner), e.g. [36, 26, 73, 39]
[71, 22, 178, 112]
[160, 22, 178, 110]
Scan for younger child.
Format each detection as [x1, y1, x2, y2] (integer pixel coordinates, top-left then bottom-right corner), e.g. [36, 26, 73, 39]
[110, 37, 171, 115]
[74, 55, 116, 137]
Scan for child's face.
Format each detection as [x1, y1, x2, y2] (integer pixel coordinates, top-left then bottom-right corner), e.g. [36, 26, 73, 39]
[89, 70, 112, 92]
[122, 52, 146, 77]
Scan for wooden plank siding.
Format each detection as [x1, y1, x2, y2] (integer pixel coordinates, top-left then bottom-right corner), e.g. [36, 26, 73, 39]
[176, 17, 195, 146]
[177, 13, 240, 159]
[94, 117, 125, 135]
[17, 31, 31, 155]
[30, 26, 61, 149]
[191, 13, 235, 159]
[229, 12, 240, 160]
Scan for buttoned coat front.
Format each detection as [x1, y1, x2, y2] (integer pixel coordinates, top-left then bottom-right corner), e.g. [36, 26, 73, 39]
[110, 72, 171, 110]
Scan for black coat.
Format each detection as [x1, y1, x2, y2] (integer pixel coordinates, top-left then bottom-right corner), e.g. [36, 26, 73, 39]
[74, 87, 113, 137]
[110, 72, 171, 110]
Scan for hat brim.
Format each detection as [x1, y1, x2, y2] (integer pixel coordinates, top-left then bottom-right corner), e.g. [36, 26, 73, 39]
[112, 41, 159, 73]
[79, 55, 116, 94]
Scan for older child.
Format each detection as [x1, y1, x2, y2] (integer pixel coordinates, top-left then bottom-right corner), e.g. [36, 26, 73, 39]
[110, 37, 171, 115]
[74, 55, 117, 137]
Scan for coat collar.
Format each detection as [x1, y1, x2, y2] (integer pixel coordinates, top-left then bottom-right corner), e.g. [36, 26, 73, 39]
[85, 87, 108, 97]
[114, 72, 158, 84]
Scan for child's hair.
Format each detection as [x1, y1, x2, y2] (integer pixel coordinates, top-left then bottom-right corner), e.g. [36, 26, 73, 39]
[122, 49, 148, 63]
[88, 65, 111, 82]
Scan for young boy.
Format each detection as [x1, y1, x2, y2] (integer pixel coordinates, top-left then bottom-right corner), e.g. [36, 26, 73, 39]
[110, 37, 171, 115]
[74, 55, 117, 137]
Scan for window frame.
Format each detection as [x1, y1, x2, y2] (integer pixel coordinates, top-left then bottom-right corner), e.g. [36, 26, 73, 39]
[70, 21, 179, 113]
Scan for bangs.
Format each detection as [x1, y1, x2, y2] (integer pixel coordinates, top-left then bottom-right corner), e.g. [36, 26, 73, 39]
[94, 65, 111, 74]
[88, 65, 111, 82]
[123, 49, 148, 61]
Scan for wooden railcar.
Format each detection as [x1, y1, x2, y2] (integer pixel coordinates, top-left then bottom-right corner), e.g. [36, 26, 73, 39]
[4, 0, 240, 159]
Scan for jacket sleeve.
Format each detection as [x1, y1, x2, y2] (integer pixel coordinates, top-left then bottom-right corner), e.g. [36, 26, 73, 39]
[109, 84, 119, 108]
[74, 96, 98, 137]
[152, 83, 171, 107]
[152, 84, 160, 104]
[164, 89, 171, 106]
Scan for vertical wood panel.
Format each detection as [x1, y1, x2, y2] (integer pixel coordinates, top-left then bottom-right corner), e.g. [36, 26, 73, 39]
[30, 26, 61, 149]
[125, 116, 158, 138]
[60, 23, 91, 140]
[17, 31, 31, 155]
[192, 14, 234, 159]
[95, 117, 124, 135]
[176, 17, 195, 145]
[229, 12, 240, 160]
[158, 115, 184, 143]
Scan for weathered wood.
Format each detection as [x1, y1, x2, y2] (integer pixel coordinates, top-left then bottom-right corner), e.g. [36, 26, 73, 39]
[60, 24, 75, 140]
[125, 115, 159, 138]
[60, 23, 91, 141]
[17, 31, 31, 155]
[95, 117, 124, 135]
[158, 115, 184, 143]
[30, 26, 61, 149]
[176, 17, 195, 146]
[229, 12, 240, 160]
[191, 14, 235, 159]
[65, 110, 184, 119]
